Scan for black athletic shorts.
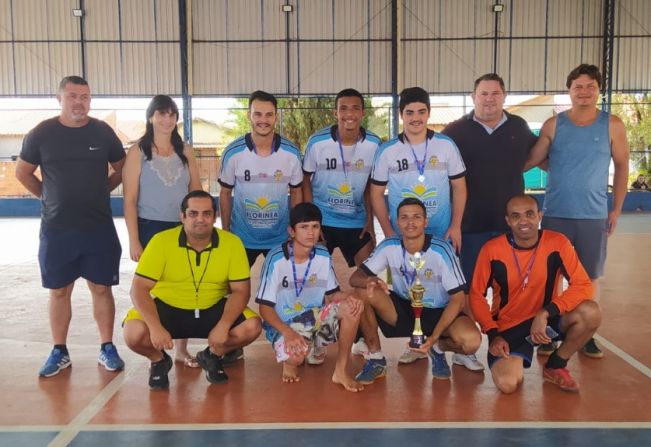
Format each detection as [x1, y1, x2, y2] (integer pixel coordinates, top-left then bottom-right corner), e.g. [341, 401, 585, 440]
[321, 225, 373, 267]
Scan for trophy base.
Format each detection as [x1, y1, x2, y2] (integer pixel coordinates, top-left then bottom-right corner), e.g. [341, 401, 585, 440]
[409, 334, 425, 349]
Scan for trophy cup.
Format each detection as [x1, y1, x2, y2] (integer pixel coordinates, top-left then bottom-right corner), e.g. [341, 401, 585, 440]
[408, 252, 426, 348]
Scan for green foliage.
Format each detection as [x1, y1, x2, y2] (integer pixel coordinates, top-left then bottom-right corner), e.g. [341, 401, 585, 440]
[221, 97, 390, 153]
[611, 94, 651, 180]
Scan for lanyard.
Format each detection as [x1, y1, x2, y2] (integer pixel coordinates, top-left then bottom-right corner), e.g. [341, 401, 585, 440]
[336, 130, 360, 179]
[404, 134, 429, 182]
[186, 247, 213, 318]
[401, 247, 423, 288]
[289, 241, 316, 298]
[509, 237, 538, 290]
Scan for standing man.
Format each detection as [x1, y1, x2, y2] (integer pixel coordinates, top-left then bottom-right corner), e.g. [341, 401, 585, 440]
[525, 64, 630, 358]
[370, 87, 467, 251]
[443, 73, 537, 285]
[16, 76, 126, 377]
[303, 88, 381, 268]
[470, 194, 599, 393]
[219, 91, 303, 267]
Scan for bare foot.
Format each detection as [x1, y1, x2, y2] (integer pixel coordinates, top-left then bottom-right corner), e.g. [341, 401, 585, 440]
[332, 371, 364, 392]
[282, 363, 301, 383]
[174, 349, 199, 368]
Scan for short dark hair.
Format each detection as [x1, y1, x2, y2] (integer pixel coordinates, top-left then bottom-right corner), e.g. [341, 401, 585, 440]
[473, 73, 505, 92]
[397, 197, 427, 218]
[335, 88, 365, 110]
[181, 190, 217, 214]
[505, 193, 539, 215]
[249, 90, 278, 110]
[566, 64, 602, 89]
[399, 87, 430, 113]
[289, 202, 322, 228]
[59, 75, 88, 91]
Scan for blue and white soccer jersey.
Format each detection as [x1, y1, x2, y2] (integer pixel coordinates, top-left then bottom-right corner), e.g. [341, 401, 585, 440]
[361, 235, 466, 308]
[371, 129, 466, 237]
[256, 243, 339, 324]
[303, 125, 381, 228]
[219, 133, 303, 249]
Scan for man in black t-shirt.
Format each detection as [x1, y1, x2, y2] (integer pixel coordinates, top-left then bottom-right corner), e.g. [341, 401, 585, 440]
[16, 76, 127, 377]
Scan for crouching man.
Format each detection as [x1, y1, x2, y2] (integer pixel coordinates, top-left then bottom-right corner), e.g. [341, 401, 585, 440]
[470, 194, 600, 393]
[123, 190, 261, 389]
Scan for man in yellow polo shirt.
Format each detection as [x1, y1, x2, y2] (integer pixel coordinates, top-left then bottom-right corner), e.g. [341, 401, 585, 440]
[123, 190, 262, 389]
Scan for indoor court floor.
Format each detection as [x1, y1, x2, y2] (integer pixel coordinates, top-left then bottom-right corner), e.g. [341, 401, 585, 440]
[0, 215, 649, 446]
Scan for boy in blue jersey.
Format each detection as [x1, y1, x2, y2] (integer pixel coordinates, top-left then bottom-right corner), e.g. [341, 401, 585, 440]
[219, 91, 303, 267]
[303, 88, 381, 267]
[349, 198, 481, 384]
[370, 87, 467, 252]
[256, 203, 365, 392]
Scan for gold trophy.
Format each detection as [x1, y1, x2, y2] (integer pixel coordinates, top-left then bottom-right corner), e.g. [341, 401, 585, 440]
[408, 252, 426, 348]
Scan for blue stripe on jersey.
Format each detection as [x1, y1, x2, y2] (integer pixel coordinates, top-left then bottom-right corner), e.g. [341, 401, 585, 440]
[220, 136, 248, 174]
[278, 137, 301, 156]
[256, 245, 286, 301]
[429, 237, 466, 287]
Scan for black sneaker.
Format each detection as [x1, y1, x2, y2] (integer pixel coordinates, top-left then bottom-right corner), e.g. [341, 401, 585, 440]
[196, 347, 228, 384]
[581, 338, 604, 359]
[149, 351, 173, 390]
[222, 348, 244, 366]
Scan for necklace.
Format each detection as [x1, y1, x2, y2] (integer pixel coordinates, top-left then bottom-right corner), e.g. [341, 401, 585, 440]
[404, 134, 429, 183]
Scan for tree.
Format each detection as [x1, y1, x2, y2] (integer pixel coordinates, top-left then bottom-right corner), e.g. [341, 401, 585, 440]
[611, 94, 651, 177]
[220, 96, 390, 154]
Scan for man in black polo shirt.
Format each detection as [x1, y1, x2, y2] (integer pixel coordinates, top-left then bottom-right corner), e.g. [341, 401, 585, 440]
[443, 73, 537, 283]
[442, 73, 537, 370]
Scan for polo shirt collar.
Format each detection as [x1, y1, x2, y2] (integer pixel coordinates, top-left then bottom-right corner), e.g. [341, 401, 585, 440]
[244, 132, 282, 152]
[398, 128, 435, 144]
[330, 124, 367, 142]
[178, 227, 220, 251]
[468, 110, 509, 134]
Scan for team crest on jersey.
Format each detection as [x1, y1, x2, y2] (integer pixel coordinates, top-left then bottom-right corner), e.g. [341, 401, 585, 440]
[244, 196, 280, 228]
[354, 159, 365, 170]
[429, 156, 438, 167]
[424, 269, 434, 280]
[274, 170, 284, 182]
[402, 184, 438, 213]
[308, 274, 318, 285]
[327, 182, 355, 211]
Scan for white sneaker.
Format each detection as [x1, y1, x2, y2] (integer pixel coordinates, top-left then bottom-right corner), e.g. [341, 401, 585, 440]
[351, 338, 370, 357]
[307, 345, 326, 365]
[452, 353, 484, 371]
[398, 346, 427, 364]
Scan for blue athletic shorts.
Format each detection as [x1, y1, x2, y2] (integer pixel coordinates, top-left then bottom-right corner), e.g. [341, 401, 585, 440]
[38, 222, 121, 289]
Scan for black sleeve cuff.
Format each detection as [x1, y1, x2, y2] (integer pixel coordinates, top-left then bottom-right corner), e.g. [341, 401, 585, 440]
[255, 298, 276, 307]
[544, 303, 561, 318]
[449, 170, 467, 180]
[218, 179, 234, 189]
[370, 179, 388, 186]
[487, 328, 499, 343]
[360, 264, 378, 277]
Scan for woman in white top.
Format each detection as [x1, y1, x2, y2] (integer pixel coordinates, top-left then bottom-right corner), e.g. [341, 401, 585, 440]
[123, 94, 202, 367]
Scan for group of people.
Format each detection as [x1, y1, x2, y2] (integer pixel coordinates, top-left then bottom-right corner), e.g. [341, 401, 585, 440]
[16, 62, 629, 396]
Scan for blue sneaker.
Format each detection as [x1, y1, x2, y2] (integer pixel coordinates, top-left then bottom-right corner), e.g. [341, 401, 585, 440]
[98, 344, 125, 371]
[39, 348, 71, 377]
[429, 348, 451, 380]
[355, 357, 387, 384]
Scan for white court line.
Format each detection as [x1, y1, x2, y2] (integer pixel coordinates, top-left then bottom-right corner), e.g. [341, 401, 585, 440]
[45, 360, 145, 447]
[594, 334, 651, 378]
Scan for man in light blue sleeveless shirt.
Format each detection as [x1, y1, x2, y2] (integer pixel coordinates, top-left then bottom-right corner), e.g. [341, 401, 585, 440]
[525, 64, 630, 358]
